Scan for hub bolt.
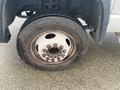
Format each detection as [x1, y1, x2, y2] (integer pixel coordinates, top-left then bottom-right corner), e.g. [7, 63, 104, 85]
[59, 45, 63, 50]
[46, 57, 49, 61]
[42, 54, 47, 57]
[47, 45, 51, 49]
[53, 43, 58, 47]
[42, 49, 47, 53]
[57, 57, 61, 61]
[63, 50, 66, 53]
[61, 54, 65, 58]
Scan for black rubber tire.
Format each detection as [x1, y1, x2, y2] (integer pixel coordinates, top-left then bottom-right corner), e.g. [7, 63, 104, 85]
[17, 15, 88, 70]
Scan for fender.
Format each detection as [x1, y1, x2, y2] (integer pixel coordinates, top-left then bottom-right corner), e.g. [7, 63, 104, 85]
[0, 0, 111, 43]
[0, 0, 17, 42]
[96, 0, 111, 43]
[90, 0, 111, 44]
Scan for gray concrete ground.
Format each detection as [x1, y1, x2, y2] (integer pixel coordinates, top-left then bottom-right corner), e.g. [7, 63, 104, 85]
[0, 17, 120, 90]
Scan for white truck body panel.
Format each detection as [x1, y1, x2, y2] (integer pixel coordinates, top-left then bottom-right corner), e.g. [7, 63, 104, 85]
[107, 0, 120, 32]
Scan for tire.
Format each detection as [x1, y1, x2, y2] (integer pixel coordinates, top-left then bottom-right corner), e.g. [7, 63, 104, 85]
[17, 15, 88, 70]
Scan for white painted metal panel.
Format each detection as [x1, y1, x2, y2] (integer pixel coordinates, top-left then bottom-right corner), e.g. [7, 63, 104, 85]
[110, 0, 116, 12]
[107, 15, 120, 32]
[107, 0, 120, 32]
[112, 0, 120, 14]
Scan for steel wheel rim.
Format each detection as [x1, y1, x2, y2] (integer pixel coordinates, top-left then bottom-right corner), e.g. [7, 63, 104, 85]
[31, 30, 77, 64]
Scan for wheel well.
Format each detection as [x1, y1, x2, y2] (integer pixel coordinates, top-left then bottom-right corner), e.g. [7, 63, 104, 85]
[15, 0, 99, 28]
[0, 0, 110, 43]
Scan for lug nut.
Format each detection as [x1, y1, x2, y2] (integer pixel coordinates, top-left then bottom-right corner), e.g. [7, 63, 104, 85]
[54, 56, 57, 58]
[57, 57, 61, 61]
[61, 54, 65, 58]
[42, 54, 46, 57]
[49, 56, 53, 58]
[46, 54, 49, 57]
[60, 51, 63, 54]
[42, 49, 47, 53]
[52, 58, 55, 62]
[63, 50, 66, 53]
[59, 45, 63, 50]
[46, 57, 49, 61]
[47, 45, 51, 49]
[58, 55, 61, 57]
[53, 43, 58, 47]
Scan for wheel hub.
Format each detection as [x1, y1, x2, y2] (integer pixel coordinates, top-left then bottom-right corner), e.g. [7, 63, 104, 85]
[42, 44, 67, 62]
[34, 31, 73, 63]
